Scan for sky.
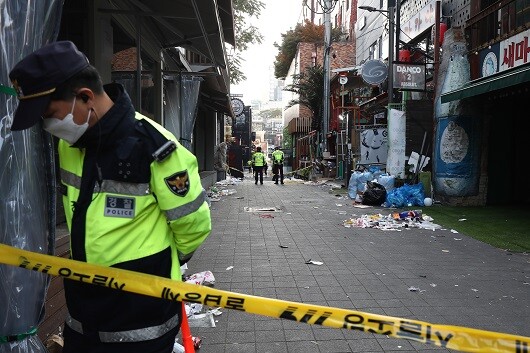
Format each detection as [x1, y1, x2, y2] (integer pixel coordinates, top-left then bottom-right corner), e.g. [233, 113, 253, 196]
[230, 0, 304, 103]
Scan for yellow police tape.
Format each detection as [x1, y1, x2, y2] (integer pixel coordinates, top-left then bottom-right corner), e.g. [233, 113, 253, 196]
[1, 243, 527, 353]
[226, 164, 314, 179]
[227, 166, 244, 175]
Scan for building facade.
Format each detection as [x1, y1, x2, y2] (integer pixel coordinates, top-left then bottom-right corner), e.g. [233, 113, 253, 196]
[0, 0, 235, 347]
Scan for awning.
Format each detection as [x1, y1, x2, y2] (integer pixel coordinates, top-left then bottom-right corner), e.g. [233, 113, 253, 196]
[103, 0, 233, 93]
[440, 64, 530, 103]
[200, 89, 234, 116]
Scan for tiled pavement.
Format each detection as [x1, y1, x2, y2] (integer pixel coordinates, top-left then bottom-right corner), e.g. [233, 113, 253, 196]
[185, 173, 529, 353]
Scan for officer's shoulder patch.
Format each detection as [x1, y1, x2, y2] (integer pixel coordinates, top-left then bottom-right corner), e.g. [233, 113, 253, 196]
[164, 170, 190, 197]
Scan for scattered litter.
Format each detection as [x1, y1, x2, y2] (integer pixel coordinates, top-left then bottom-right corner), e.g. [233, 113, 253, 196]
[173, 341, 185, 353]
[236, 196, 244, 199]
[187, 312, 216, 327]
[430, 283, 437, 287]
[454, 238, 462, 241]
[45, 334, 63, 353]
[244, 206, 282, 212]
[173, 336, 202, 353]
[215, 178, 235, 185]
[342, 212, 442, 231]
[220, 189, 236, 196]
[210, 307, 223, 316]
[192, 337, 202, 349]
[304, 179, 329, 186]
[305, 259, 323, 265]
[471, 288, 479, 292]
[185, 271, 215, 286]
[185, 303, 204, 316]
[442, 250, 450, 253]
[458, 218, 467, 221]
[180, 263, 188, 276]
[408, 286, 426, 293]
[279, 245, 289, 248]
[450, 229, 459, 233]
[336, 204, 343, 207]
[226, 266, 233, 270]
[181, 270, 225, 333]
[353, 204, 372, 208]
[422, 215, 434, 221]
[392, 210, 422, 221]
[207, 184, 238, 203]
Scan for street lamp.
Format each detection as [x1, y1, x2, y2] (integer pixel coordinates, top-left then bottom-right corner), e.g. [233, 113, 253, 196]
[359, 5, 396, 103]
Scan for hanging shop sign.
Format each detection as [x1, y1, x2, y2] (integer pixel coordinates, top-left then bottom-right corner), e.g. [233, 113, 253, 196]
[400, 0, 437, 43]
[478, 28, 530, 78]
[230, 97, 245, 117]
[393, 62, 426, 91]
[499, 28, 530, 72]
[361, 59, 388, 85]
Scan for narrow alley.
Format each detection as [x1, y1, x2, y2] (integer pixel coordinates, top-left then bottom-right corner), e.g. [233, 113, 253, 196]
[183, 176, 529, 353]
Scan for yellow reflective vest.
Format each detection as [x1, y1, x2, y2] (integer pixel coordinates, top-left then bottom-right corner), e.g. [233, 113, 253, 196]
[272, 149, 284, 165]
[58, 113, 210, 279]
[57, 83, 211, 338]
[252, 151, 266, 166]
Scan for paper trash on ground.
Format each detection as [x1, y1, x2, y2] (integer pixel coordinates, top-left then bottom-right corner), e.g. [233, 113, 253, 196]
[185, 270, 215, 286]
[305, 260, 323, 265]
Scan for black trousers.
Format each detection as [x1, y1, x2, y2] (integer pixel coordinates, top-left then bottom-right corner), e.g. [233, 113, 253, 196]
[254, 166, 264, 184]
[272, 164, 284, 183]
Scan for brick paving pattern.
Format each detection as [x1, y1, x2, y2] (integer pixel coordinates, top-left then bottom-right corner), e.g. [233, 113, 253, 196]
[185, 175, 529, 353]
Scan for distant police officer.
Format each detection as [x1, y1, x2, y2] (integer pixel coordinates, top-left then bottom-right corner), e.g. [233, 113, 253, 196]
[252, 146, 266, 185]
[9, 41, 211, 353]
[272, 146, 285, 184]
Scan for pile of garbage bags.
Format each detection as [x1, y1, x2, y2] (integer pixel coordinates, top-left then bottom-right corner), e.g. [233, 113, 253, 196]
[348, 166, 426, 207]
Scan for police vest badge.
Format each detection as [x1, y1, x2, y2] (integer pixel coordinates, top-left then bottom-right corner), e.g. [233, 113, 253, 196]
[165, 170, 190, 196]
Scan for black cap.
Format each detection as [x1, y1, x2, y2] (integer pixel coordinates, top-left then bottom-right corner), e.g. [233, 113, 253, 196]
[9, 41, 90, 131]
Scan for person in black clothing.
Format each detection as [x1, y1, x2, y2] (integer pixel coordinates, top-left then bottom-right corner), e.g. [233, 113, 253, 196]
[8, 41, 211, 353]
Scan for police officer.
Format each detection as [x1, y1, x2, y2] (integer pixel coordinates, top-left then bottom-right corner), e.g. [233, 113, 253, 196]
[272, 146, 285, 185]
[9, 41, 211, 353]
[252, 146, 266, 185]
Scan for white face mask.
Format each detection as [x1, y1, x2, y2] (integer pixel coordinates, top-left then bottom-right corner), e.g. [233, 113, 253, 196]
[43, 97, 90, 144]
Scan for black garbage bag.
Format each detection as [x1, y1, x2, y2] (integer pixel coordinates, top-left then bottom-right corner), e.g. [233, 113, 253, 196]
[362, 181, 387, 205]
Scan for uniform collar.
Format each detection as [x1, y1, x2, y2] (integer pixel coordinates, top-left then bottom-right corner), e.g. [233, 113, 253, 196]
[73, 83, 136, 149]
